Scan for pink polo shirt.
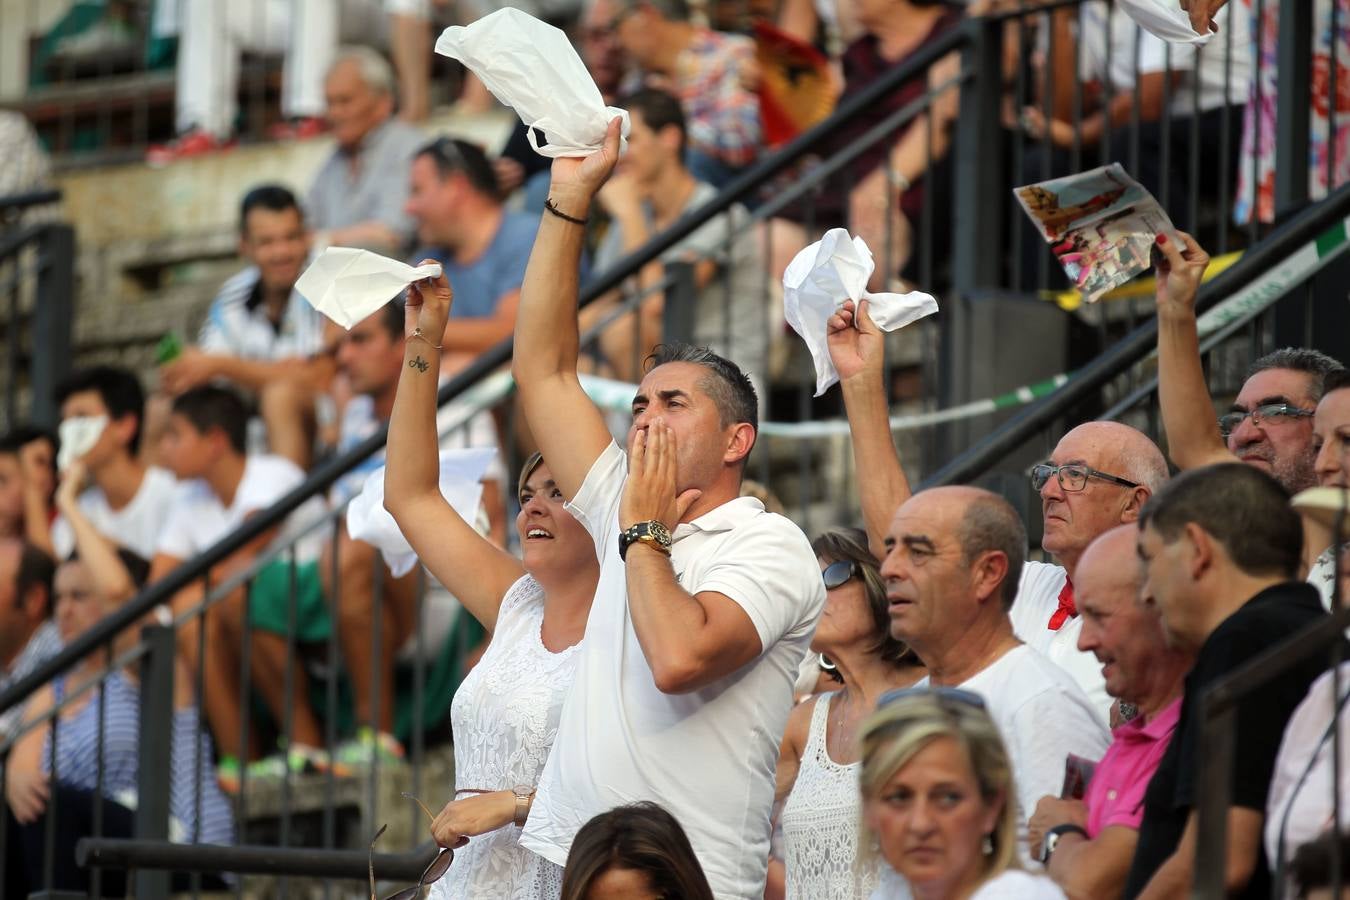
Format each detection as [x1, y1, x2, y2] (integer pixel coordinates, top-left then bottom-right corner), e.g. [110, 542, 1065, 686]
[1085, 697, 1183, 836]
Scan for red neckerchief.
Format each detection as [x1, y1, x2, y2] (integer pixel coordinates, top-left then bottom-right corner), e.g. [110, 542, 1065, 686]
[1047, 578, 1076, 631]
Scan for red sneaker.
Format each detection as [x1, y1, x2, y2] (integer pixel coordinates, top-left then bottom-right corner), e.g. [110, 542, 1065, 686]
[267, 116, 327, 141]
[145, 130, 233, 167]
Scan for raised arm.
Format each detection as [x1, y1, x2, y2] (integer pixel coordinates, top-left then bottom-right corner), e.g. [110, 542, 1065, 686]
[828, 299, 912, 558]
[510, 118, 625, 500]
[1153, 231, 1236, 471]
[385, 266, 525, 633]
[55, 462, 137, 606]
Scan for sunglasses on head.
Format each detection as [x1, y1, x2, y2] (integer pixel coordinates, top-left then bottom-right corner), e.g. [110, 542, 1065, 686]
[877, 685, 987, 711]
[368, 795, 456, 900]
[822, 560, 858, 590]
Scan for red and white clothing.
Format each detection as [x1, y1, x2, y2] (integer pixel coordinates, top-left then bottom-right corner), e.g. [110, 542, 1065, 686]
[1011, 561, 1112, 729]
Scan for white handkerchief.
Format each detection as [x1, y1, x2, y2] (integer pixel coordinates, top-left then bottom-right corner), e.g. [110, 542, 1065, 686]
[1116, 0, 1213, 45]
[435, 8, 630, 158]
[346, 447, 498, 577]
[57, 415, 108, 472]
[783, 229, 939, 396]
[296, 248, 441, 329]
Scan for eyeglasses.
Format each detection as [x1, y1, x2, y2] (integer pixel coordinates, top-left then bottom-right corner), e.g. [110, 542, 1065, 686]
[368, 795, 455, 900]
[877, 685, 987, 711]
[1218, 403, 1315, 438]
[822, 560, 858, 590]
[1030, 463, 1139, 493]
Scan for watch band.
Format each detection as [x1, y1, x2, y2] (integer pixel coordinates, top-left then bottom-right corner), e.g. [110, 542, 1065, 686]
[512, 785, 535, 827]
[1041, 823, 1089, 863]
[619, 521, 673, 560]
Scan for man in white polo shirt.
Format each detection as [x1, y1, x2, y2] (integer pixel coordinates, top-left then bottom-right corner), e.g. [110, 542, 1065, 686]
[827, 298, 1168, 727]
[480, 119, 822, 899]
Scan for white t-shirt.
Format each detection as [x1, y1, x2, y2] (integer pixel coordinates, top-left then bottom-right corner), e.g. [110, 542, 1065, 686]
[868, 864, 1066, 899]
[51, 466, 178, 561]
[155, 454, 326, 563]
[924, 645, 1111, 862]
[1011, 561, 1111, 730]
[519, 442, 825, 900]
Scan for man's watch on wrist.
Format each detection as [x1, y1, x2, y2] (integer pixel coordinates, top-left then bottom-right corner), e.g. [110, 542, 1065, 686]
[511, 784, 535, 827]
[1040, 823, 1088, 863]
[618, 520, 673, 560]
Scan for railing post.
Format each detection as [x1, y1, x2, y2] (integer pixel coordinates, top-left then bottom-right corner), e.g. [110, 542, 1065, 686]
[663, 261, 698, 345]
[1274, 1, 1312, 219]
[134, 625, 175, 900]
[30, 224, 75, 430]
[1193, 687, 1235, 900]
[952, 17, 1006, 296]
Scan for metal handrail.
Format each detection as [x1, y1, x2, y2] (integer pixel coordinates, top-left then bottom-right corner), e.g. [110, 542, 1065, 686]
[0, 16, 976, 719]
[921, 181, 1350, 489]
[0, 188, 61, 215]
[76, 837, 439, 881]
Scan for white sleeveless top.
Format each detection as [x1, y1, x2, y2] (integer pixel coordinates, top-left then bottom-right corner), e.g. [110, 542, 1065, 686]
[781, 693, 879, 899]
[431, 576, 582, 900]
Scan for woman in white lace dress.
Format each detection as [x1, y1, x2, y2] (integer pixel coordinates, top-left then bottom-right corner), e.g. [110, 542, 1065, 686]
[770, 527, 926, 899]
[386, 277, 599, 900]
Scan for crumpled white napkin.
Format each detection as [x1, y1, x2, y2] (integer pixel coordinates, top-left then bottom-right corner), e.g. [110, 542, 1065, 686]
[1117, 0, 1213, 45]
[435, 7, 630, 157]
[783, 229, 939, 396]
[296, 248, 441, 329]
[346, 447, 498, 577]
[57, 415, 108, 471]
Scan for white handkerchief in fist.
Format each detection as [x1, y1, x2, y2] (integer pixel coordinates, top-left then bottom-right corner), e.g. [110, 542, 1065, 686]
[1116, 0, 1213, 44]
[435, 7, 630, 157]
[783, 228, 938, 396]
[347, 447, 498, 577]
[296, 248, 441, 329]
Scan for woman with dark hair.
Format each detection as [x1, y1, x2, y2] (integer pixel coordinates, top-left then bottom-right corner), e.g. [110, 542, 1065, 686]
[768, 527, 926, 898]
[559, 802, 715, 900]
[386, 275, 601, 899]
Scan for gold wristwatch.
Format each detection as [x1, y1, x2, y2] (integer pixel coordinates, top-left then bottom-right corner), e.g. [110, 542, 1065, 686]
[618, 520, 673, 560]
[512, 784, 535, 827]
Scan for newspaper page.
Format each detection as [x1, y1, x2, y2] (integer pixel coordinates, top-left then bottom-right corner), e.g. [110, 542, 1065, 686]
[1014, 163, 1180, 303]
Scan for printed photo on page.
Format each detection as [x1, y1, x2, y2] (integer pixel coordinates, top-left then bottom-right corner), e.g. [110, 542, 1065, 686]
[1014, 163, 1181, 304]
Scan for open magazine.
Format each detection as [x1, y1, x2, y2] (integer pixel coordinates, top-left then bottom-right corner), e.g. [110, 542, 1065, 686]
[1014, 163, 1180, 303]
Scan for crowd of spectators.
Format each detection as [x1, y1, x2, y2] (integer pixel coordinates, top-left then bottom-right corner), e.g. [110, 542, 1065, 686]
[4, 0, 1350, 898]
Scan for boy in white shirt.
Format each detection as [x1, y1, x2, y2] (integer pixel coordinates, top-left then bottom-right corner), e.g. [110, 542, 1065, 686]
[48, 366, 177, 562]
[149, 385, 330, 789]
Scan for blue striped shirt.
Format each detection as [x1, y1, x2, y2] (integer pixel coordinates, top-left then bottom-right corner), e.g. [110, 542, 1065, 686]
[44, 672, 235, 846]
[199, 266, 325, 362]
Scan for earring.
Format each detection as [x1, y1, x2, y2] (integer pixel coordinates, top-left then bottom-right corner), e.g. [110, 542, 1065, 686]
[819, 653, 837, 672]
[982, 834, 994, 855]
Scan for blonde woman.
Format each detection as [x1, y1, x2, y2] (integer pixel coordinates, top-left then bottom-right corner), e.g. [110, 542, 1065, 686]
[859, 689, 1065, 900]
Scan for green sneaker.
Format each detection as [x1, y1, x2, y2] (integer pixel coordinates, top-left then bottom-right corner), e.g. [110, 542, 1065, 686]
[244, 743, 348, 781]
[335, 727, 406, 768]
[217, 756, 242, 795]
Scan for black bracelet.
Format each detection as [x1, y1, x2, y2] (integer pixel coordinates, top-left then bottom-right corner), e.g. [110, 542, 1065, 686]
[544, 198, 588, 226]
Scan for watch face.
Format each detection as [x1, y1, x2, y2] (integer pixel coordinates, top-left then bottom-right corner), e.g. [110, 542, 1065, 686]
[649, 521, 672, 544]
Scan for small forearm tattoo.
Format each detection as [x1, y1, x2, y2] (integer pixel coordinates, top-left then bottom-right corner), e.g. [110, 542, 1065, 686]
[409, 356, 430, 373]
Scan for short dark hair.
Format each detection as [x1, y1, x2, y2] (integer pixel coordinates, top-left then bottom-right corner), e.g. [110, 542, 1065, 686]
[956, 493, 1027, 611]
[1139, 462, 1303, 579]
[239, 184, 303, 236]
[1248, 347, 1345, 403]
[1321, 367, 1350, 398]
[1290, 828, 1350, 897]
[559, 802, 714, 900]
[370, 300, 404, 340]
[813, 527, 916, 670]
[55, 365, 146, 453]
[416, 137, 500, 199]
[618, 0, 692, 22]
[0, 426, 57, 460]
[621, 87, 687, 158]
[171, 386, 249, 455]
[16, 542, 55, 617]
[644, 341, 758, 433]
[66, 546, 151, 589]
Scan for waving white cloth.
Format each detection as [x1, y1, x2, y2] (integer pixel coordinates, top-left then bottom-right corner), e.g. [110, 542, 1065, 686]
[347, 448, 498, 577]
[57, 415, 108, 472]
[296, 248, 441, 329]
[435, 8, 630, 157]
[783, 229, 939, 396]
[1116, 0, 1213, 45]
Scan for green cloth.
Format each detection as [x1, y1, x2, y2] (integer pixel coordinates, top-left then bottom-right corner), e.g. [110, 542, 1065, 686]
[247, 559, 333, 643]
